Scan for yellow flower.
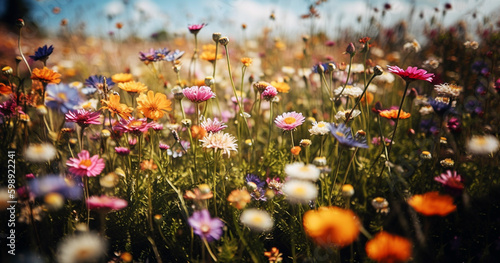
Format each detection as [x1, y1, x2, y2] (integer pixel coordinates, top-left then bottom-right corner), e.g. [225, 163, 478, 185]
[379, 109, 411, 120]
[118, 81, 148, 93]
[136, 90, 172, 121]
[31, 67, 61, 84]
[100, 94, 132, 119]
[111, 73, 133, 83]
[200, 44, 222, 62]
[270, 81, 290, 93]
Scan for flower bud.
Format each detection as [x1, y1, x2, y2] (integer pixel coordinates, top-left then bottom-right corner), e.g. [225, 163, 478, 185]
[16, 19, 25, 28]
[300, 139, 312, 147]
[204, 76, 214, 86]
[345, 42, 356, 55]
[373, 65, 384, 76]
[2, 66, 13, 76]
[342, 184, 355, 197]
[212, 32, 221, 42]
[218, 37, 229, 46]
[172, 86, 184, 100]
[181, 118, 192, 128]
[328, 63, 336, 72]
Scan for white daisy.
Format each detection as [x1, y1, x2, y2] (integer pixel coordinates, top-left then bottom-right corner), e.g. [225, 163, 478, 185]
[419, 105, 434, 115]
[284, 163, 320, 181]
[24, 143, 57, 163]
[240, 209, 274, 232]
[466, 135, 500, 155]
[282, 180, 318, 204]
[200, 132, 238, 156]
[309, 121, 330, 136]
[334, 85, 363, 97]
[434, 83, 462, 97]
[335, 109, 361, 121]
[404, 39, 421, 52]
[57, 232, 107, 263]
[346, 63, 365, 73]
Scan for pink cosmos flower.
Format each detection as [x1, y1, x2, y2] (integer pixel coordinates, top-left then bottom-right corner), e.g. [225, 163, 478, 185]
[114, 147, 130, 155]
[159, 142, 170, 151]
[388, 66, 434, 82]
[86, 195, 128, 211]
[434, 170, 464, 192]
[201, 117, 227, 133]
[274, 111, 305, 131]
[188, 209, 224, 242]
[182, 86, 216, 103]
[188, 23, 206, 34]
[113, 117, 152, 135]
[65, 109, 101, 127]
[261, 86, 278, 101]
[66, 150, 105, 177]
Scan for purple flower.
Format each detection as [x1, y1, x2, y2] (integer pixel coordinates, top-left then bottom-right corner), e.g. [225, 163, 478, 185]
[447, 117, 461, 133]
[85, 75, 115, 90]
[0, 96, 22, 120]
[328, 123, 368, 148]
[182, 86, 216, 103]
[246, 174, 265, 189]
[165, 49, 185, 62]
[266, 177, 283, 195]
[114, 147, 130, 155]
[29, 45, 54, 62]
[188, 210, 223, 242]
[45, 84, 82, 114]
[434, 170, 464, 195]
[429, 97, 452, 116]
[65, 109, 101, 128]
[29, 175, 82, 200]
[139, 48, 157, 62]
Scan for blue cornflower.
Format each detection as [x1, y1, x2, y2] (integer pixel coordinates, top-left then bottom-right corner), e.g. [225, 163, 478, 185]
[81, 86, 97, 95]
[29, 45, 54, 62]
[155, 48, 170, 60]
[45, 83, 81, 113]
[328, 123, 368, 148]
[246, 174, 265, 189]
[85, 75, 115, 90]
[165, 49, 185, 62]
[250, 188, 268, 202]
[429, 97, 452, 116]
[29, 175, 82, 200]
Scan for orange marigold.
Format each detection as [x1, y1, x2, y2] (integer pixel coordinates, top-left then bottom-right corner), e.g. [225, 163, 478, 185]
[112, 73, 133, 83]
[191, 125, 207, 140]
[0, 83, 12, 95]
[136, 90, 172, 121]
[270, 81, 290, 93]
[31, 67, 61, 84]
[379, 109, 411, 119]
[303, 206, 360, 247]
[291, 146, 301, 156]
[241, 57, 253, 67]
[100, 94, 132, 119]
[118, 81, 148, 93]
[408, 191, 456, 216]
[365, 231, 412, 263]
[360, 92, 374, 105]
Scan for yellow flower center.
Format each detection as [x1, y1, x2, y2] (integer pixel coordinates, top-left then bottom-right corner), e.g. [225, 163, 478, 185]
[284, 117, 296, 124]
[251, 216, 264, 224]
[200, 224, 210, 234]
[335, 131, 345, 137]
[374, 197, 384, 203]
[294, 186, 306, 196]
[130, 120, 143, 128]
[299, 166, 310, 172]
[476, 137, 486, 146]
[79, 159, 92, 167]
[317, 123, 325, 128]
[57, 93, 67, 100]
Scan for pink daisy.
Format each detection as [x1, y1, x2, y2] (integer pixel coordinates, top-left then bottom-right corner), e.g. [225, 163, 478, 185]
[65, 109, 101, 127]
[434, 170, 464, 191]
[274, 111, 305, 131]
[261, 86, 278, 101]
[66, 150, 105, 177]
[182, 86, 216, 103]
[113, 117, 152, 135]
[159, 142, 170, 151]
[114, 147, 130, 155]
[188, 23, 206, 34]
[86, 195, 128, 211]
[201, 117, 228, 133]
[388, 66, 434, 83]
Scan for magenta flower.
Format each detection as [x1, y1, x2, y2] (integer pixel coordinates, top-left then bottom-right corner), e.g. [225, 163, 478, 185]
[434, 170, 464, 192]
[201, 117, 227, 133]
[114, 147, 130, 155]
[113, 117, 152, 135]
[261, 86, 278, 101]
[129, 137, 137, 146]
[159, 142, 170, 151]
[65, 109, 101, 127]
[274, 111, 305, 131]
[66, 150, 105, 177]
[151, 123, 163, 131]
[182, 86, 216, 103]
[388, 66, 434, 83]
[188, 23, 206, 34]
[86, 195, 128, 211]
[188, 209, 224, 242]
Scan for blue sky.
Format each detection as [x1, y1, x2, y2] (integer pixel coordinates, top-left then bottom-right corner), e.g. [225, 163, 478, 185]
[15, 0, 500, 40]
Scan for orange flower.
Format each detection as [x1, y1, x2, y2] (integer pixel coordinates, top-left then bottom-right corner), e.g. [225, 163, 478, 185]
[140, 159, 157, 171]
[184, 184, 213, 200]
[241, 57, 253, 67]
[136, 90, 172, 121]
[303, 206, 360, 247]
[112, 73, 133, 83]
[200, 44, 222, 62]
[0, 83, 12, 95]
[408, 191, 456, 216]
[31, 67, 61, 84]
[227, 189, 251, 209]
[379, 109, 411, 119]
[270, 81, 290, 93]
[365, 231, 412, 263]
[291, 146, 301, 156]
[191, 125, 207, 140]
[360, 92, 374, 105]
[118, 81, 148, 93]
[100, 94, 133, 119]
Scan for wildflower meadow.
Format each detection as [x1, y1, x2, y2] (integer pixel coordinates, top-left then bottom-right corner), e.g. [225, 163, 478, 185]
[1, 0, 500, 262]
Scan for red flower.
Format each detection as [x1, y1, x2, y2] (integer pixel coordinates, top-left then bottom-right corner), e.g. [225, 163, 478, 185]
[388, 66, 434, 83]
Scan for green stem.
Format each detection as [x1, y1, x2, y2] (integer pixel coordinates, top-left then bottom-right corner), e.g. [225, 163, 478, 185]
[341, 148, 359, 186]
[17, 27, 32, 75]
[386, 81, 411, 160]
[328, 147, 344, 205]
